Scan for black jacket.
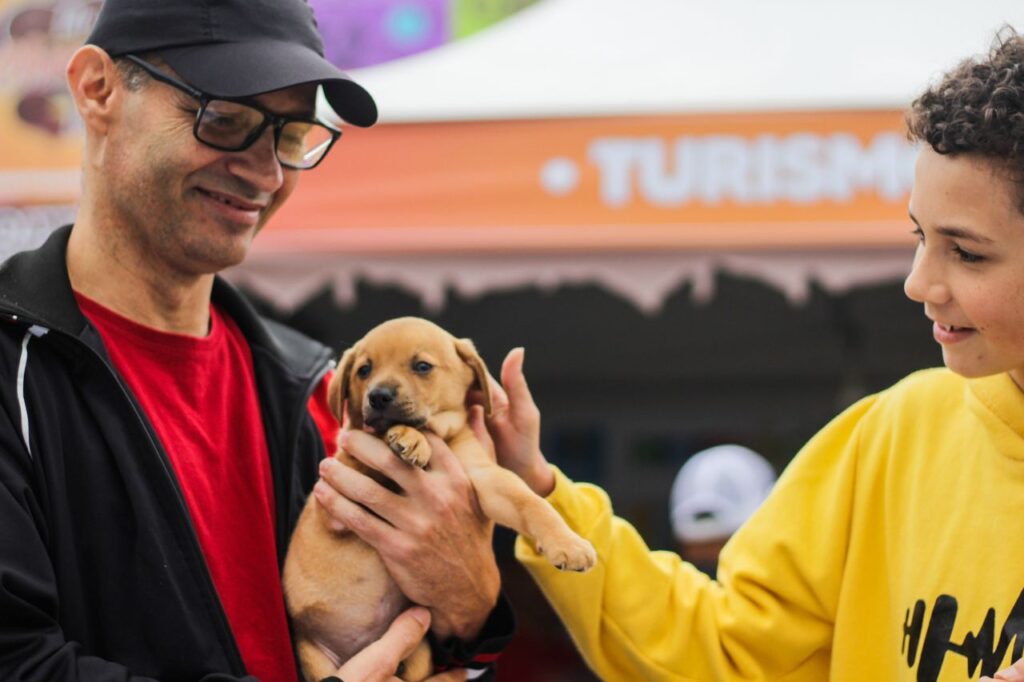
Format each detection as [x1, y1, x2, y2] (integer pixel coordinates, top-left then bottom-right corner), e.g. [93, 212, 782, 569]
[0, 226, 512, 681]
[0, 226, 331, 680]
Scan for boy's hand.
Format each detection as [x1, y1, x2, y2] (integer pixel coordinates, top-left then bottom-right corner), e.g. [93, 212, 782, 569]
[469, 347, 555, 497]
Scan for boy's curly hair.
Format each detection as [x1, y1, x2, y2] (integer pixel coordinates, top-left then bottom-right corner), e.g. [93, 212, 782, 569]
[907, 26, 1024, 209]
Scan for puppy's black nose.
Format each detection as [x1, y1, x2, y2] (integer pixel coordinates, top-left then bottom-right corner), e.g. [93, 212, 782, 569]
[368, 386, 396, 411]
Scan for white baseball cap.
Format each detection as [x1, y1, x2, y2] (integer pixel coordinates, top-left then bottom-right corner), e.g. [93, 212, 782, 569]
[669, 444, 777, 543]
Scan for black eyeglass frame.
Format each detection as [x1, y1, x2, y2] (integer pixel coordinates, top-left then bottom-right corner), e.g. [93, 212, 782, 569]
[122, 54, 342, 170]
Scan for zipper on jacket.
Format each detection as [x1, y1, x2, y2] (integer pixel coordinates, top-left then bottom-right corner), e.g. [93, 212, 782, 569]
[15, 315, 251, 676]
[273, 355, 334, 568]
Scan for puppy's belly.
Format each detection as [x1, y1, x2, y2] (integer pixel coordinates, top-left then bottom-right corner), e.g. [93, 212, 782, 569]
[284, 509, 409, 664]
[310, 540, 408, 661]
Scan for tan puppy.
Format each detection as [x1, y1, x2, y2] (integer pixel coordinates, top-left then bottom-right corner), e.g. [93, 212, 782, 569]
[283, 317, 596, 681]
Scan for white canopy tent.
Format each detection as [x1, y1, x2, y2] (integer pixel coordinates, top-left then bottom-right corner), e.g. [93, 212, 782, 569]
[351, 0, 1024, 122]
[230, 0, 1024, 314]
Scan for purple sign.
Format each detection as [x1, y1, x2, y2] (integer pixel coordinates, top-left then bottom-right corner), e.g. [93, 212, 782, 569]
[311, 0, 448, 70]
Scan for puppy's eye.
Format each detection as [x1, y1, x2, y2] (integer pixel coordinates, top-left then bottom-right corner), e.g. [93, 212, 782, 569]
[356, 363, 372, 379]
[412, 360, 433, 374]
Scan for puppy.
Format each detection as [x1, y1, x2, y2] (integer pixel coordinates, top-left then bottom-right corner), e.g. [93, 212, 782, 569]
[283, 317, 596, 682]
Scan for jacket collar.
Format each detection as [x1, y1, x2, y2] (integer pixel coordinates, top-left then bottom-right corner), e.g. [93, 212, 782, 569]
[0, 225, 331, 381]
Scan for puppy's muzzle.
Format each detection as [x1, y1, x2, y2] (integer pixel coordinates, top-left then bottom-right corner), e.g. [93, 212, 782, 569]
[368, 386, 395, 411]
[363, 385, 426, 434]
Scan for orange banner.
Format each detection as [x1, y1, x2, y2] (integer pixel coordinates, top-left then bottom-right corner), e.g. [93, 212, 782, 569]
[264, 110, 916, 253]
[0, 0, 918, 255]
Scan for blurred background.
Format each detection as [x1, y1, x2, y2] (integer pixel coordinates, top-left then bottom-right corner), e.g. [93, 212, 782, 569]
[3, 1, 1022, 678]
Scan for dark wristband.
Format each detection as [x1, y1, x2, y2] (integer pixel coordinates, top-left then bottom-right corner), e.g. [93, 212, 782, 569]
[429, 590, 517, 674]
[319, 677, 343, 682]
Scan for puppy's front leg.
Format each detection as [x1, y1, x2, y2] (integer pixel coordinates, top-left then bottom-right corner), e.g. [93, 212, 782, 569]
[385, 425, 431, 468]
[296, 637, 339, 682]
[468, 464, 597, 572]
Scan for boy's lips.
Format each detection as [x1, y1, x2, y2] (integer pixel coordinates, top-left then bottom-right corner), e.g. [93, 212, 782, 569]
[932, 321, 976, 344]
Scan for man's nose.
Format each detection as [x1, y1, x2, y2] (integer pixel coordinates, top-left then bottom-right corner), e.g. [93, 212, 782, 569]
[226, 126, 285, 194]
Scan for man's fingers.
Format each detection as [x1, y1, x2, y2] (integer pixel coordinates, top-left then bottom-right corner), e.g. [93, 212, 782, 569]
[339, 430, 422, 487]
[422, 432, 463, 477]
[312, 477, 395, 537]
[317, 456, 404, 527]
[335, 607, 431, 682]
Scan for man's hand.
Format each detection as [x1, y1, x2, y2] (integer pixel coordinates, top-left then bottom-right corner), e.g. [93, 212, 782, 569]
[314, 430, 500, 641]
[981, 656, 1024, 681]
[469, 347, 554, 497]
[334, 607, 466, 682]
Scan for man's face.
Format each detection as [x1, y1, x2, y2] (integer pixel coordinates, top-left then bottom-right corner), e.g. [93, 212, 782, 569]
[100, 64, 316, 277]
[904, 147, 1024, 387]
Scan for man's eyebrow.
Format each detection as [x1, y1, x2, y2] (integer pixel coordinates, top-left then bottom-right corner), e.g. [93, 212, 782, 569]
[277, 104, 318, 119]
[907, 211, 994, 244]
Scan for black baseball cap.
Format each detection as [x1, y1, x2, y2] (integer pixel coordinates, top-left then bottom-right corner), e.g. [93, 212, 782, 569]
[85, 0, 377, 127]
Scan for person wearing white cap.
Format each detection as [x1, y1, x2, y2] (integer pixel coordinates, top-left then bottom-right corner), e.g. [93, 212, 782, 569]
[669, 445, 776, 576]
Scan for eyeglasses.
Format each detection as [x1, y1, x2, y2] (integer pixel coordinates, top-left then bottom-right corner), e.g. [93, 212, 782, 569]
[123, 55, 341, 170]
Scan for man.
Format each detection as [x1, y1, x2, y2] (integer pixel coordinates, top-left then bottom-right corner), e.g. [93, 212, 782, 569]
[0, 0, 511, 679]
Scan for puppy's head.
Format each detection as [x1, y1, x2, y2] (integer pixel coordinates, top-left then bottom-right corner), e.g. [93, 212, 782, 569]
[327, 317, 492, 434]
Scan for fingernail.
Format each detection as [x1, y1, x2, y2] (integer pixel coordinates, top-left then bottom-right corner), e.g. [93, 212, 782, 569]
[409, 606, 430, 627]
[997, 669, 1024, 682]
[319, 458, 338, 475]
[313, 481, 328, 498]
[338, 430, 352, 447]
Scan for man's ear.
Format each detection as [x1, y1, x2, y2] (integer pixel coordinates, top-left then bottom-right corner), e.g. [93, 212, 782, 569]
[454, 337, 492, 417]
[66, 45, 122, 135]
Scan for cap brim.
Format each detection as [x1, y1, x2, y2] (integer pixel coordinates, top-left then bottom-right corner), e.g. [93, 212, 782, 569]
[157, 40, 377, 127]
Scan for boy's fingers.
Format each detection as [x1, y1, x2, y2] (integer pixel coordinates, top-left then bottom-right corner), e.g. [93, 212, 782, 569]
[468, 405, 495, 452]
[501, 347, 535, 409]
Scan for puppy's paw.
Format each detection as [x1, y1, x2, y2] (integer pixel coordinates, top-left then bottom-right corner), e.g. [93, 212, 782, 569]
[536, 532, 597, 572]
[385, 426, 431, 468]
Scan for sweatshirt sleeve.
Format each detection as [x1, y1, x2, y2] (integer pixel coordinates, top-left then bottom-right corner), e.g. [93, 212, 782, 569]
[516, 395, 877, 681]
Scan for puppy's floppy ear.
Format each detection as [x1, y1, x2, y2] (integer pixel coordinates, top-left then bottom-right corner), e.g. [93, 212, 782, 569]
[328, 347, 362, 428]
[454, 337, 492, 417]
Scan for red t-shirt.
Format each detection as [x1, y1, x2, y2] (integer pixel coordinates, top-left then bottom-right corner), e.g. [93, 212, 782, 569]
[77, 293, 301, 682]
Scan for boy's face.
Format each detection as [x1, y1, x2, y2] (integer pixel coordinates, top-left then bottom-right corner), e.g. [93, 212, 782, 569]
[904, 147, 1024, 387]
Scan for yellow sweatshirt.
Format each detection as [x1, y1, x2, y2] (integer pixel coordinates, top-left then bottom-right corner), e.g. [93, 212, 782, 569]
[517, 369, 1024, 681]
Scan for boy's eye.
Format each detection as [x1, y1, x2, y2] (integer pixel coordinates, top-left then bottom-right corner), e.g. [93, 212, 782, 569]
[356, 363, 371, 379]
[412, 361, 433, 374]
[953, 245, 985, 264]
